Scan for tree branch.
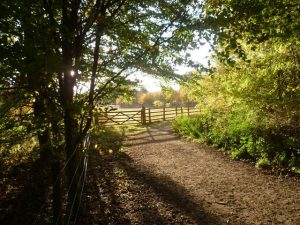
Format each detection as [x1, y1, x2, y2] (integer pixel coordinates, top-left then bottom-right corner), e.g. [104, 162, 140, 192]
[0, 86, 29, 90]
[43, 0, 62, 50]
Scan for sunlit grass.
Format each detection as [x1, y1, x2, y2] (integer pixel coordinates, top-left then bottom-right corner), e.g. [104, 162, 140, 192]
[91, 121, 171, 156]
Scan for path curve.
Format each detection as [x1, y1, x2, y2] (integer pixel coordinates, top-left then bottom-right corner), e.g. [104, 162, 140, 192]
[124, 124, 300, 225]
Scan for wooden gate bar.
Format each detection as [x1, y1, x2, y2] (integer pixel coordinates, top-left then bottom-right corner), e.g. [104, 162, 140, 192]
[97, 106, 199, 126]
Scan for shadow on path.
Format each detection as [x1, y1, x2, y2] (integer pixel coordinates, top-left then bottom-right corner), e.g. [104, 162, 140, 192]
[118, 154, 220, 225]
[125, 127, 180, 148]
[83, 151, 221, 225]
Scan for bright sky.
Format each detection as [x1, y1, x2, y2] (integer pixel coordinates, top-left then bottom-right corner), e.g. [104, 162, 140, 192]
[129, 43, 211, 92]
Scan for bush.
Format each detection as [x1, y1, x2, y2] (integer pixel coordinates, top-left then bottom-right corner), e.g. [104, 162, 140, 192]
[173, 113, 300, 173]
[176, 41, 300, 174]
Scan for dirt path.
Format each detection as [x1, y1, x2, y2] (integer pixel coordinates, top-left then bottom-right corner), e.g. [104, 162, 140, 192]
[122, 124, 300, 225]
[2, 124, 299, 225]
[84, 124, 300, 225]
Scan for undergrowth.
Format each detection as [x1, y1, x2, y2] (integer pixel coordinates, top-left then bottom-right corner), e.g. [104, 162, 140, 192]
[90, 124, 149, 155]
[173, 115, 300, 174]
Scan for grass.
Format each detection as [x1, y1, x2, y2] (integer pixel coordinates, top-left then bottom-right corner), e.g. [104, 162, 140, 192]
[91, 121, 172, 155]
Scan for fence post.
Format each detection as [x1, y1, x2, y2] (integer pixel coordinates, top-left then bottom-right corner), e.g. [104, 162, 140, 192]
[141, 106, 146, 125]
[181, 106, 183, 115]
[187, 105, 190, 116]
[175, 106, 178, 116]
[148, 108, 151, 123]
[163, 107, 165, 121]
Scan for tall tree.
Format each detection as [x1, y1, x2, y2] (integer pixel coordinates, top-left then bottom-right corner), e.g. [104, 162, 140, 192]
[0, 0, 205, 223]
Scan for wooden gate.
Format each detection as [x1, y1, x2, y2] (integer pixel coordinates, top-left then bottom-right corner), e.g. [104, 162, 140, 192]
[97, 109, 143, 125]
[96, 106, 199, 126]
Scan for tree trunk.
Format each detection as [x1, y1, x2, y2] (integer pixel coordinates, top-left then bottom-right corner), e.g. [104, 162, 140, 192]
[62, 55, 84, 225]
[33, 98, 65, 225]
[52, 158, 64, 225]
[32, 98, 52, 201]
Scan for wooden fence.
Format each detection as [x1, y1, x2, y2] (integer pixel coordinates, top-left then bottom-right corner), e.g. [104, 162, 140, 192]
[96, 106, 199, 126]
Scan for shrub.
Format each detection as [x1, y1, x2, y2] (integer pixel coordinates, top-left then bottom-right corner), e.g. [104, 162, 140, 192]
[173, 113, 300, 173]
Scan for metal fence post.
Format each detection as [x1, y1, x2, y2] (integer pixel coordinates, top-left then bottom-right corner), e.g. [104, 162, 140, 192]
[163, 107, 165, 120]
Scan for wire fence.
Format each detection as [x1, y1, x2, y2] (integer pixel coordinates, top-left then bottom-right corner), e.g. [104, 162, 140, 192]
[33, 133, 90, 225]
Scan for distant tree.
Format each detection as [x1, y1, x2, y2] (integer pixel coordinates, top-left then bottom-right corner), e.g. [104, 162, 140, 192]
[138, 93, 155, 106]
[176, 88, 191, 106]
[153, 100, 164, 107]
[161, 86, 176, 106]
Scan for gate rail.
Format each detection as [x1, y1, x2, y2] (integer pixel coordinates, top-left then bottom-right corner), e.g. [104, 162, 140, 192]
[96, 106, 199, 126]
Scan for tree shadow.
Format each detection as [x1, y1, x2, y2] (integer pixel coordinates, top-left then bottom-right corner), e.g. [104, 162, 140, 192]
[125, 127, 180, 147]
[118, 154, 221, 225]
[82, 151, 132, 225]
[0, 160, 51, 225]
[124, 137, 180, 148]
[83, 151, 221, 225]
[126, 133, 171, 142]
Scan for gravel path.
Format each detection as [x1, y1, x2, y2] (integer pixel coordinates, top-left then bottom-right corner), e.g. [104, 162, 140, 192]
[122, 124, 300, 225]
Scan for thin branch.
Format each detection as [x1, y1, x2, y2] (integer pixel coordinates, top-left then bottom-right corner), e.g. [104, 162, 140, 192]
[93, 67, 127, 102]
[89, 24, 102, 106]
[77, 21, 106, 142]
[81, 0, 102, 37]
[95, 74, 130, 101]
[79, 67, 126, 138]
[43, 0, 62, 52]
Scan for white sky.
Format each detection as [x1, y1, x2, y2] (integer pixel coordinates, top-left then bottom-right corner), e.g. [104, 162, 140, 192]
[129, 43, 211, 92]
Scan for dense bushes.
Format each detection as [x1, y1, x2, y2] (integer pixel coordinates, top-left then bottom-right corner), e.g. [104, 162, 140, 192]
[173, 113, 300, 173]
[174, 41, 300, 173]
